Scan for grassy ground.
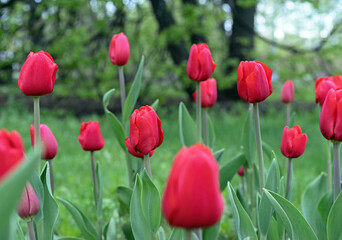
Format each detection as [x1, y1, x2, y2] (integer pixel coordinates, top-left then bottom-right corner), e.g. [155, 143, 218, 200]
[0, 98, 328, 238]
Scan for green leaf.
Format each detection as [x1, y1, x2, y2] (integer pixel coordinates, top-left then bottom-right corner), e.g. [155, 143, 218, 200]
[157, 227, 166, 240]
[57, 197, 98, 240]
[241, 106, 254, 164]
[203, 220, 220, 240]
[28, 171, 44, 222]
[151, 99, 159, 111]
[207, 113, 216, 147]
[103, 88, 126, 151]
[327, 191, 342, 240]
[258, 159, 280, 235]
[16, 218, 25, 240]
[302, 173, 327, 240]
[117, 186, 133, 216]
[130, 171, 161, 239]
[96, 162, 103, 218]
[236, 189, 250, 215]
[178, 102, 197, 146]
[227, 182, 257, 240]
[123, 55, 144, 123]
[56, 238, 84, 240]
[262, 141, 273, 163]
[169, 228, 184, 240]
[219, 152, 246, 191]
[104, 217, 116, 240]
[213, 148, 224, 164]
[318, 190, 332, 230]
[263, 189, 318, 240]
[267, 217, 280, 240]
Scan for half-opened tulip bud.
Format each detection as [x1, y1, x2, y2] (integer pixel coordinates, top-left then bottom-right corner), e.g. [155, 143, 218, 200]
[192, 78, 217, 108]
[17, 182, 40, 220]
[18, 51, 58, 96]
[162, 144, 224, 228]
[281, 125, 307, 158]
[30, 124, 58, 160]
[320, 88, 342, 141]
[237, 166, 245, 177]
[0, 129, 25, 182]
[187, 44, 216, 82]
[129, 106, 163, 155]
[315, 75, 342, 106]
[109, 32, 130, 66]
[281, 80, 294, 103]
[78, 121, 105, 151]
[237, 61, 273, 103]
[125, 137, 154, 158]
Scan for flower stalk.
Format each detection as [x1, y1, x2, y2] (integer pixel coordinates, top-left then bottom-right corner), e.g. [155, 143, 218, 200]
[285, 158, 292, 199]
[48, 161, 55, 195]
[33, 97, 41, 171]
[203, 108, 209, 146]
[286, 104, 290, 126]
[143, 154, 152, 179]
[90, 151, 99, 206]
[253, 103, 264, 192]
[118, 66, 126, 116]
[27, 220, 35, 240]
[196, 82, 202, 142]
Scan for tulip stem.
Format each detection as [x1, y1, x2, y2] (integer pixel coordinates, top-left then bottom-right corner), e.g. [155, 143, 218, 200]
[126, 153, 134, 187]
[27, 220, 35, 240]
[203, 108, 209, 146]
[185, 230, 193, 240]
[286, 104, 290, 126]
[333, 142, 341, 201]
[90, 151, 99, 206]
[327, 140, 332, 190]
[195, 228, 202, 240]
[241, 177, 246, 197]
[285, 158, 292, 199]
[196, 82, 202, 142]
[48, 161, 54, 195]
[247, 167, 255, 208]
[118, 66, 126, 116]
[33, 97, 41, 172]
[253, 103, 264, 192]
[143, 155, 152, 179]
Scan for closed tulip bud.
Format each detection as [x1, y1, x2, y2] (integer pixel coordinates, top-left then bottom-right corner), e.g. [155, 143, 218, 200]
[320, 89, 342, 141]
[187, 44, 216, 82]
[281, 80, 294, 103]
[315, 75, 342, 106]
[129, 106, 163, 155]
[30, 124, 58, 160]
[162, 144, 224, 228]
[18, 51, 58, 96]
[78, 121, 105, 151]
[0, 129, 25, 182]
[192, 78, 217, 108]
[238, 166, 245, 177]
[281, 125, 307, 158]
[109, 32, 130, 66]
[237, 61, 273, 103]
[17, 183, 40, 220]
[125, 137, 154, 158]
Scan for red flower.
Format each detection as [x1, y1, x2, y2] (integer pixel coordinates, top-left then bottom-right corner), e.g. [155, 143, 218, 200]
[18, 51, 58, 96]
[315, 75, 342, 106]
[192, 78, 217, 108]
[30, 124, 58, 160]
[281, 80, 294, 103]
[162, 144, 224, 228]
[320, 88, 342, 141]
[129, 106, 163, 155]
[17, 182, 40, 220]
[186, 44, 216, 82]
[109, 32, 130, 66]
[125, 137, 154, 158]
[237, 166, 245, 177]
[0, 129, 25, 182]
[78, 121, 105, 151]
[237, 61, 273, 103]
[281, 126, 307, 158]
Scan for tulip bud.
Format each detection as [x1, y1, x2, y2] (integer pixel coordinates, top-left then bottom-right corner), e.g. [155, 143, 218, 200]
[17, 183, 40, 220]
[78, 121, 105, 151]
[162, 144, 224, 228]
[237, 166, 245, 177]
[30, 124, 58, 160]
[281, 80, 294, 103]
[109, 32, 130, 66]
[129, 106, 164, 155]
[187, 44, 216, 82]
[237, 61, 273, 103]
[0, 129, 25, 182]
[18, 51, 58, 96]
[192, 78, 217, 108]
[315, 75, 342, 106]
[280, 125, 307, 158]
[125, 137, 154, 158]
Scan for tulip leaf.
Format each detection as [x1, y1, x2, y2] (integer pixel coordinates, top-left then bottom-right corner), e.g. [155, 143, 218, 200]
[57, 197, 98, 240]
[241, 106, 255, 164]
[179, 102, 197, 146]
[104, 217, 116, 240]
[213, 148, 224, 164]
[157, 227, 166, 240]
[96, 162, 103, 219]
[219, 152, 246, 191]
[117, 186, 133, 216]
[267, 217, 280, 240]
[151, 99, 159, 111]
[16, 218, 25, 240]
[169, 228, 184, 240]
[318, 190, 333, 231]
[103, 88, 127, 151]
[56, 238, 84, 240]
[203, 220, 220, 240]
[227, 182, 258, 240]
[262, 141, 273, 163]
[327, 191, 342, 240]
[0, 149, 40, 237]
[123, 55, 144, 123]
[263, 189, 318, 240]
[302, 173, 327, 240]
[28, 170, 44, 222]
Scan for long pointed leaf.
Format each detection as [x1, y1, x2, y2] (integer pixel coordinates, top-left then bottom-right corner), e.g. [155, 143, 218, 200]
[219, 153, 246, 191]
[327, 191, 342, 240]
[178, 102, 197, 146]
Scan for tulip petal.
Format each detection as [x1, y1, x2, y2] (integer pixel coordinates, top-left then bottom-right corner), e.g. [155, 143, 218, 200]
[245, 64, 270, 103]
[320, 90, 337, 140]
[187, 45, 200, 81]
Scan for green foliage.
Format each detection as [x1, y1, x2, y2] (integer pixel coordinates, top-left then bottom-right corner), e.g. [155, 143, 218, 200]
[327, 191, 342, 240]
[178, 102, 197, 146]
[219, 153, 246, 191]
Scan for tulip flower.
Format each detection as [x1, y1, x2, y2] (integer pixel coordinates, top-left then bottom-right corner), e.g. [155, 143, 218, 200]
[192, 78, 217, 108]
[281, 80, 294, 103]
[237, 166, 245, 177]
[17, 182, 40, 220]
[125, 137, 154, 158]
[78, 121, 105, 151]
[162, 144, 224, 229]
[0, 129, 25, 182]
[315, 75, 342, 106]
[109, 32, 130, 66]
[30, 124, 58, 160]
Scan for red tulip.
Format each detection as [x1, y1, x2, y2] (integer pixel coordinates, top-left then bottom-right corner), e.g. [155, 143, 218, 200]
[109, 32, 130, 66]
[162, 144, 224, 228]
[281, 80, 294, 103]
[320, 88, 342, 141]
[129, 106, 163, 155]
[78, 121, 105, 151]
[186, 44, 216, 82]
[281, 125, 307, 158]
[0, 129, 25, 182]
[125, 137, 154, 158]
[237, 61, 273, 103]
[315, 75, 342, 106]
[238, 166, 245, 177]
[30, 124, 58, 160]
[17, 182, 40, 220]
[18, 51, 58, 96]
[192, 78, 217, 108]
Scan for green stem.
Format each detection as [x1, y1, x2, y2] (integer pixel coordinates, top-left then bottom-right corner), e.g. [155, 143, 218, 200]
[27, 220, 35, 240]
[241, 176, 245, 197]
[286, 103, 290, 126]
[48, 161, 54, 195]
[247, 167, 255, 209]
[90, 151, 98, 206]
[253, 103, 264, 192]
[118, 66, 126, 117]
[185, 230, 193, 240]
[203, 108, 209, 146]
[327, 140, 332, 190]
[143, 155, 152, 179]
[196, 82, 202, 142]
[33, 97, 41, 172]
[285, 158, 292, 199]
[195, 228, 202, 240]
[333, 142, 341, 201]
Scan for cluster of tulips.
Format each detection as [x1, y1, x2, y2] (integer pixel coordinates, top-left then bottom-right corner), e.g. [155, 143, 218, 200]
[2, 30, 342, 240]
